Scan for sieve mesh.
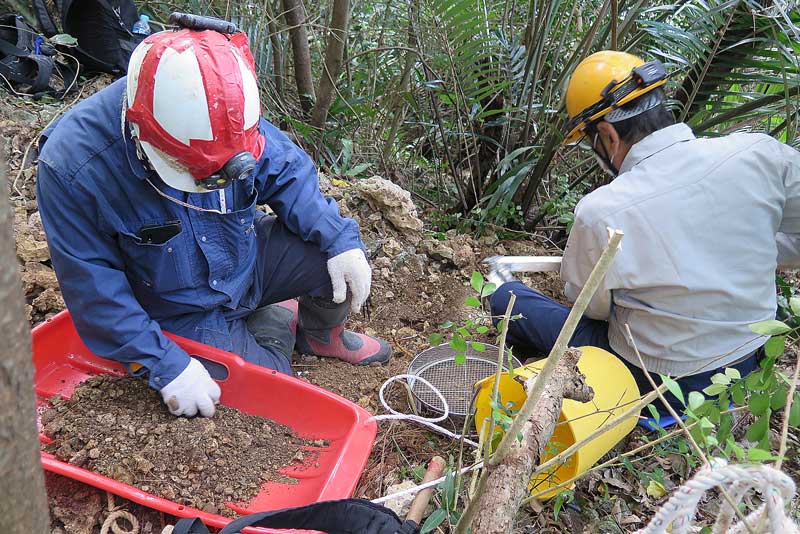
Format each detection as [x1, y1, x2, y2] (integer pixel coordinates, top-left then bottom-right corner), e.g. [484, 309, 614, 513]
[407, 344, 521, 417]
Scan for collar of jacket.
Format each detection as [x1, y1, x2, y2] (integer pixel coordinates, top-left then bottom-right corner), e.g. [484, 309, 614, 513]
[619, 122, 696, 175]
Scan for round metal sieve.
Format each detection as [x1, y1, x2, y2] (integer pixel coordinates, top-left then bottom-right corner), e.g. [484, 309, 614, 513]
[407, 343, 521, 417]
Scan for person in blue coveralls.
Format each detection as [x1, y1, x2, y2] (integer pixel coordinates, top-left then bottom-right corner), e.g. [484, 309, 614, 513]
[36, 26, 391, 418]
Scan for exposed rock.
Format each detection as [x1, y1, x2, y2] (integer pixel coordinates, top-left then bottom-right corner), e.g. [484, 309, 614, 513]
[15, 205, 50, 263]
[382, 237, 403, 258]
[33, 287, 65, 312]
[477, 232, 499, 246]
[419, 239, 454, 263]
[28, 210, 45, 236]
[373, 256, 391, 269]
[17, 237, 50, 263]
[452, 242, 475, 268]
[318, 171, 334, 195]
[355, 176, 423, 239]
[21, 263, 59, 294]
[382, 480, 421, 518]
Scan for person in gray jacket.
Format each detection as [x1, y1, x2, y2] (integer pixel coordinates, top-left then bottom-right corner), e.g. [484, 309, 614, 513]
[490, 51, 800, 415]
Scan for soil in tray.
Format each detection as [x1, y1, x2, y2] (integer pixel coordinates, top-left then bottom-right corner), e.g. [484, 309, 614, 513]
[41, 375, 327, 518]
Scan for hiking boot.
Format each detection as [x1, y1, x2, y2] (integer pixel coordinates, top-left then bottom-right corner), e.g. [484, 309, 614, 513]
[296, 296, 392, 365]
[246, 299, 299, 361]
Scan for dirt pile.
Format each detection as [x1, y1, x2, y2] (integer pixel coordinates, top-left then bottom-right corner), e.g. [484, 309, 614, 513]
[42, 375, 322, 517]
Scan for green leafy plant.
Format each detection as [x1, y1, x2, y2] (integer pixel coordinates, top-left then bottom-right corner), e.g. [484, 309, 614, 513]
[329, 139, 373, 178]
[552, 488, 574, 520]
[539, 175, 587, 233]
[665, 301, 800, 463]
[428, 272, 498, 364]
[420, 462, 463, 533]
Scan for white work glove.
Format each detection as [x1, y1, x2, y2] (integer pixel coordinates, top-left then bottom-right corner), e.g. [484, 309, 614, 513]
[159, 358, 221, 417]
[327, 248, 372, 314]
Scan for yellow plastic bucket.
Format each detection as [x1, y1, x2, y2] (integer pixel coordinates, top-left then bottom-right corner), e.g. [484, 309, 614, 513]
[474, 346, 640, 499]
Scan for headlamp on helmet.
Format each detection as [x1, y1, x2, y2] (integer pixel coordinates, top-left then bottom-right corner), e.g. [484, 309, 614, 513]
[199, 151, 258, 191]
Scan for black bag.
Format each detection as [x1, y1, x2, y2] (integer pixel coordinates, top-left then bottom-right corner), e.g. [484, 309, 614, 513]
[0, 13, 78, 97]
[31, 0, 144, 75]
[171, 499, 420, 534]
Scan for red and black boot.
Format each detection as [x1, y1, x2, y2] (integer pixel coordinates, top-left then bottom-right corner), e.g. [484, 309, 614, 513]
[295, 297, 392, 365]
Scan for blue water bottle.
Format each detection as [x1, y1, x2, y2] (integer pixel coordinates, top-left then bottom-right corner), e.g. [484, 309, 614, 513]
[132, 14, 151, 36]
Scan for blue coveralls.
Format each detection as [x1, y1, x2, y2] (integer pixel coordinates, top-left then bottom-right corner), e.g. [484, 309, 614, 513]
[36, 78, 363, 390]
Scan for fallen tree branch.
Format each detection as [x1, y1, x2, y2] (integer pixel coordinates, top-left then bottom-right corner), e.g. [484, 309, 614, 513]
[469, 348, 593, 534]
[455, 228, 624, 533]
[489, 229, 623, 467]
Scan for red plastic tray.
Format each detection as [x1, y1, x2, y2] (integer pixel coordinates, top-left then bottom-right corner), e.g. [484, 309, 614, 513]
[32, 311, 377, 533]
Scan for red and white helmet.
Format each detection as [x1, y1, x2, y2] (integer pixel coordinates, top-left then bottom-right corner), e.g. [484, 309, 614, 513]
[126, 29, 263, 193]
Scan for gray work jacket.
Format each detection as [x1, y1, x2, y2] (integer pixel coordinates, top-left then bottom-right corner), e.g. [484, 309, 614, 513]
[561, 123, 800, 376]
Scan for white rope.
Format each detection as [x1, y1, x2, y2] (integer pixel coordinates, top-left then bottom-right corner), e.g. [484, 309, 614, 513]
[370, 461, 484, 505]
[368, 374, 480, 448]
[367, 374, 483, 505]
[635, 459, 799, 534]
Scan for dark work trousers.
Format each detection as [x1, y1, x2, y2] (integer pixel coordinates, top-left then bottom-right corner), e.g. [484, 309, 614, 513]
[489, 281, 760, 416]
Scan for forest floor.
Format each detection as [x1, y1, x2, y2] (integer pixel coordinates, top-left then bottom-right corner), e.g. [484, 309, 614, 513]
[4, 77, 799, 533]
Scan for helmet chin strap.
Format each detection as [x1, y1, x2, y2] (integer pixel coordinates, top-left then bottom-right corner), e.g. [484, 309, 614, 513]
[588, 127, 619, 176]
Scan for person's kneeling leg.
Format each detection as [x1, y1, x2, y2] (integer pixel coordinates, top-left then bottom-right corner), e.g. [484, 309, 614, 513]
[489, 280, 612, 354]
[245, 214, 391, 366]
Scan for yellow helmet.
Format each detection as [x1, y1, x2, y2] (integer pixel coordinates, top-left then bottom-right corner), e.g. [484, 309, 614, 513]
[563, 51, 667, 145]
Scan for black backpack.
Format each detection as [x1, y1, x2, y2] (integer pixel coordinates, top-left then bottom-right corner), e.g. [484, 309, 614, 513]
[170, 499, 420, 534]
[0, 13, 78, 98]
[31, 0, 144, 75]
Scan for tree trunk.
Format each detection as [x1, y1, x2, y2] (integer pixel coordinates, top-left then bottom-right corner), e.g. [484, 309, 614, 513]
[267, 3, 285, 101]
[310, 0, 351, 129]
[469, 348, 593, 534]
[381, 16, 418, 161]
[282, 0, 315, 114]
[0, 159, 50, 533]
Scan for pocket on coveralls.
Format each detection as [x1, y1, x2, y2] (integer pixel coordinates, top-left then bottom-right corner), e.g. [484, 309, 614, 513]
[118, 229, 190, 291]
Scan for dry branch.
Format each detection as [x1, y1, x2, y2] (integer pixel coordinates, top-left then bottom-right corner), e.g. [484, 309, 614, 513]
[455, 229, 623, 533]
[470, 348, 593, 534]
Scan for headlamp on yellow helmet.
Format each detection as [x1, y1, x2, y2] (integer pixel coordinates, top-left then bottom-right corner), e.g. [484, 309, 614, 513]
[563, 51, 668, 145]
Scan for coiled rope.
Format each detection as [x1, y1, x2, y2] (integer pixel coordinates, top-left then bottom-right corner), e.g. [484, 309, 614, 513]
[636, 459, 798, 534]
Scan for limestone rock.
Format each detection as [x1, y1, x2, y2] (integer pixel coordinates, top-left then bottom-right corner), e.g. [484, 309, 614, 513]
[33, 287, 65, 313]
[382, 237, 403, 258]
[15, 206, 50, 263]
[452, 242, 475, 268]
[21, 263, 59, 294]
[373, 256, 391, 269]
[17, 237, 50, 263]
[477, 231, 499, 246]
[419, 238, 454, 263]
[382, 480, 418, 518]
[355, 176, 423, 237]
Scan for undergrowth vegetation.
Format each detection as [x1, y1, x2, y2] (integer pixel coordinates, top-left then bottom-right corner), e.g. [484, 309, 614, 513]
[130, 0, 800, 241]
